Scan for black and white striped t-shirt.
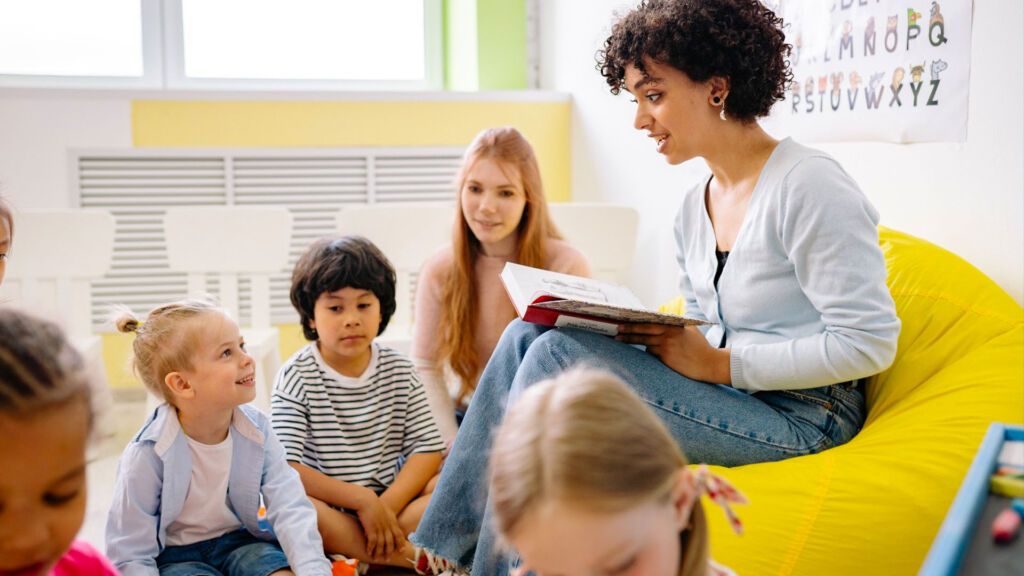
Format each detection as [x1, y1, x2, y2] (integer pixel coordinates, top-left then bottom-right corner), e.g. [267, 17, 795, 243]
[271, 342, 444, 494]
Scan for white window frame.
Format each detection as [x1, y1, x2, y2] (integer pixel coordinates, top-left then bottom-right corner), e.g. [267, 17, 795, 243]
[0, 0, 442, 91]
[161, 0, 443, 91]
[0, 0, 163, 89]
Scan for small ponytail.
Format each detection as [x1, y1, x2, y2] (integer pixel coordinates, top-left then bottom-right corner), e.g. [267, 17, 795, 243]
[114, 308, 141, 333]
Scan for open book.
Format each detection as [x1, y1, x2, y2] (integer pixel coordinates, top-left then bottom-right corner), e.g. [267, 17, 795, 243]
[500, 262, 711, 336]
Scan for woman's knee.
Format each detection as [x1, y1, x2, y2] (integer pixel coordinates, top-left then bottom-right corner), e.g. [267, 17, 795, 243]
[521, 330, 571, 371]
[511, 329, 603, 391]
[498, 319, 549, 349]
[527, 328, 620, 368]
[478, 321, 552, 388]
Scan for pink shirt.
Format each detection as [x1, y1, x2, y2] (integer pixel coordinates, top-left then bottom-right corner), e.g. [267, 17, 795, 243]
[52, 540, 120, 575]
[412, 237, 591, 394]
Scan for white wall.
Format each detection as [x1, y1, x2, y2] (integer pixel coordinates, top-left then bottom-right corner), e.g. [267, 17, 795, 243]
[539, 0, 1024, 308]
[0, 94, 133, 211]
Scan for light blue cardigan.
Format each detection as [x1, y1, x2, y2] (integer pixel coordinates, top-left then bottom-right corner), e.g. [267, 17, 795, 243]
[675, 138, 900, 391]
[106, 403, 331, 576]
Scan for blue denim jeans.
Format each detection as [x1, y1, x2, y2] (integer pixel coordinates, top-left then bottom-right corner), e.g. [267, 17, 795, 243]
[409, 321, 866, 576]
[156, 529, 290, 576]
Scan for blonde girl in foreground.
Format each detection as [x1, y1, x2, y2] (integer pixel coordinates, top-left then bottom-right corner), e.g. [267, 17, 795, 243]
[490, 368, 747, 576]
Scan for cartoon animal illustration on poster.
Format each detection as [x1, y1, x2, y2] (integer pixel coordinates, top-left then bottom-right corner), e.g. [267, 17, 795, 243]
[774, 0, 972, 142]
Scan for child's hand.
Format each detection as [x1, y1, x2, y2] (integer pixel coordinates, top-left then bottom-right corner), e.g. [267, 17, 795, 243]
[356, 492, 407, 561]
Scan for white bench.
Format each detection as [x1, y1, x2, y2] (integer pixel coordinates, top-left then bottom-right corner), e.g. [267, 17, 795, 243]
[163, 206, 293, 412]
[0, 210, 116, 444]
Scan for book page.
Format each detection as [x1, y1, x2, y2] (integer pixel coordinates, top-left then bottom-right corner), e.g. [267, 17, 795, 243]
[502, 263, 644, 308]
[501, 264, 529, 317]
[554, 314, 619, 336]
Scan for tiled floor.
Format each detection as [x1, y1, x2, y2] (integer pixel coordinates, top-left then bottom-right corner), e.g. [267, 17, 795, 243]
[81, 395, 414, 574]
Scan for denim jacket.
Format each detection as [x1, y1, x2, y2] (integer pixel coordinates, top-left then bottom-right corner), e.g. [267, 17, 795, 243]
[106, 403, 331, 576]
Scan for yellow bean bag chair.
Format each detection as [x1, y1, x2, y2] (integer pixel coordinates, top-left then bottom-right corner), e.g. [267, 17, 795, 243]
[660, 227, 1024, 575]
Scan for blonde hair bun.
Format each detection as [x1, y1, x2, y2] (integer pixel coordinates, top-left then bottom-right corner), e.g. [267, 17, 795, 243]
[115, 313, 141, 333]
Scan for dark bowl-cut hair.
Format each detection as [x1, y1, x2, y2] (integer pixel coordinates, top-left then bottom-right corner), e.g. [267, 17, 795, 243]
[290, 235, 397, 341]
[597, 0, 793, 122]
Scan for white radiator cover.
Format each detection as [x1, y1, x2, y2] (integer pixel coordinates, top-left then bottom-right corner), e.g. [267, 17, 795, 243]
[73, 147, 463, 329]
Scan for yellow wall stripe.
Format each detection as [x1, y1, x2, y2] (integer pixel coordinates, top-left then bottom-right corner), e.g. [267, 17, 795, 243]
[132, 100, 572, 201]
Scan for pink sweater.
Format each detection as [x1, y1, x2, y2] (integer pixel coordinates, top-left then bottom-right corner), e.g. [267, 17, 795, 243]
[52, 540, 119, 575]
[411, 238, 590, 440]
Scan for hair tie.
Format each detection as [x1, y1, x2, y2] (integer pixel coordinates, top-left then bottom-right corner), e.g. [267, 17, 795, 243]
[694, 465, 749, 535]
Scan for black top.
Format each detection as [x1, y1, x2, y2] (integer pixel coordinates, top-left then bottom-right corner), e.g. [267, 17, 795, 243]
[714, 250, 729, 289]
[714, 250, 729, 348]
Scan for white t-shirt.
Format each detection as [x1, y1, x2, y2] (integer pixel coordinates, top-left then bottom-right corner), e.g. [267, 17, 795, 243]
[164, 433, 243, 547]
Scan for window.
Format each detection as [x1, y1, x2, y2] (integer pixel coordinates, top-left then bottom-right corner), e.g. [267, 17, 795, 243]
[0, 0, 161, 88]
[165, 0, 442, 90]
[0, 0, 441, 90]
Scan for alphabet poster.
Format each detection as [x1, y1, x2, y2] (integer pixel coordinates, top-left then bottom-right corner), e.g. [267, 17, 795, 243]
[771, 0, 972, 142]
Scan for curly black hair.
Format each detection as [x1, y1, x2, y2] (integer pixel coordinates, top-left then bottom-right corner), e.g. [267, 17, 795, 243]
[290, 235, 397, 340]
[597, 0, 793, 122]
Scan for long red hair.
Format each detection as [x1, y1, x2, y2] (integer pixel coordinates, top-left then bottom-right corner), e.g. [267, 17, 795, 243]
[439, 127, 561, 403]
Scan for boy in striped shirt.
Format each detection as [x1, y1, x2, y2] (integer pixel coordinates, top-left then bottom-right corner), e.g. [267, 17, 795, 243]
[272, 235, 444, 570]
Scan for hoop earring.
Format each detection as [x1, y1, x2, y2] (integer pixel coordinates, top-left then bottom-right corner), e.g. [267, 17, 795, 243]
[720, 106, 727, 121]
